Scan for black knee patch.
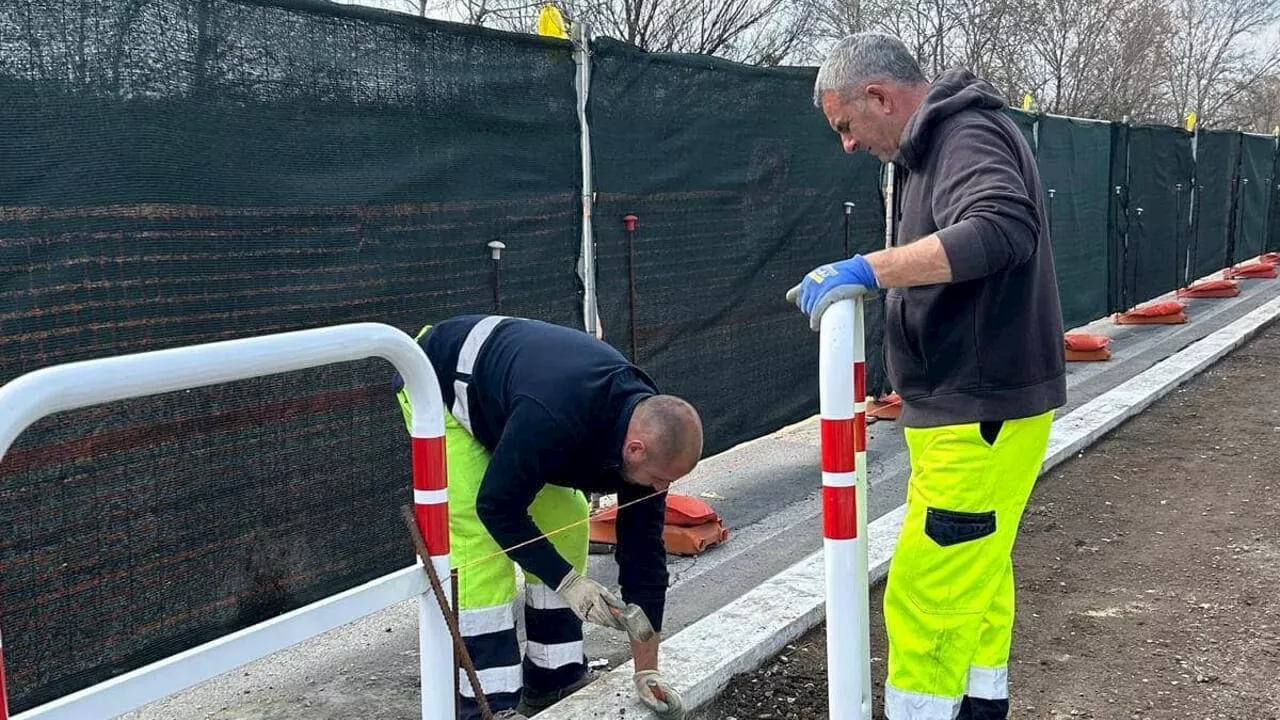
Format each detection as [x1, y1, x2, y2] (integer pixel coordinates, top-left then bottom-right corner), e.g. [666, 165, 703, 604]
[925, 508, 997, 547]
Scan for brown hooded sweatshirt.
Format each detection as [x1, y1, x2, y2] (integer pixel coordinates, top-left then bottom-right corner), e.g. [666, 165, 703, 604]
[885, 68, 1067, 428]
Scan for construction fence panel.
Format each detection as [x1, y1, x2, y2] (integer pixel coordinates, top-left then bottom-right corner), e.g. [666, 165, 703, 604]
[1036, 115, 1112, 330]
[1237, 134, 1276, 262]
[1190, 130, 1237, 280]
[0, 0, 581, 712]
[586, 37, 886, 457]
[1123, 124, 1195, 307]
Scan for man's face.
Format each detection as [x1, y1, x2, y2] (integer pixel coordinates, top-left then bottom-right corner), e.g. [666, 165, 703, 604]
[620, 442, 692, 494]
[820, 88, 898, 163]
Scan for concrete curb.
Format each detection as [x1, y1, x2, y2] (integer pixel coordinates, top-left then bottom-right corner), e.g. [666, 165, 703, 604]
[539, 293, 1280, 720]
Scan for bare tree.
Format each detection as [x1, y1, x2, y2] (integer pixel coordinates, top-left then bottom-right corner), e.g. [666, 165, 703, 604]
[436, 0, 811, 65]
[1218, 69, 1280, 131]
[1025, 0, 1172, 120]
[799, 0, 868, 48]
[1163, 0, 1280, 127]
[945, 0, 1023, 81]
[801, 0, 1037, 97]
[1020, 0, 1125, 113]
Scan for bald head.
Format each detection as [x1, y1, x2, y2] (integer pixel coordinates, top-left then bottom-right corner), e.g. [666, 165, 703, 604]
[621, 394, 703, 491]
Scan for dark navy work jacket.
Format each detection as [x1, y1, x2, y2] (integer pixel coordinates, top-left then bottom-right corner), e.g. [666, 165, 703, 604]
[397, 314, 670, 630]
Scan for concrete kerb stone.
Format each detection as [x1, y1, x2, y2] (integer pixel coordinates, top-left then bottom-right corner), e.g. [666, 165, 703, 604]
[538, 293, 1280, 720]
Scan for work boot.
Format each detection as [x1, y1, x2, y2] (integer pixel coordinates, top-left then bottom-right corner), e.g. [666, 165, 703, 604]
[515, 669, 600, 715]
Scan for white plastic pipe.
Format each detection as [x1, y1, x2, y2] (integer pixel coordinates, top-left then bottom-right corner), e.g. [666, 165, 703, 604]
[0, 322, 453, 720]
[818, 298, 871, 720]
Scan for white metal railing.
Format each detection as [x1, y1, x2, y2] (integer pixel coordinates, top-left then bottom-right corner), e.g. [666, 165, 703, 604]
[0, 322, 453, 720]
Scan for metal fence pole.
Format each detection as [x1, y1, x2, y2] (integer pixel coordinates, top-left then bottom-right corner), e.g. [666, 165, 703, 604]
[573, 20, 600, 339]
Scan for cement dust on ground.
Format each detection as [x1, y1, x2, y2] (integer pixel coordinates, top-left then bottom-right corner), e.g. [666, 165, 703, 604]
[692, 324, 1280, 720]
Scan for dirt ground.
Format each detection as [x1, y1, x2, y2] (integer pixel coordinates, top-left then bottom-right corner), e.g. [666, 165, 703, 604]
[693, 324, 1280, 720]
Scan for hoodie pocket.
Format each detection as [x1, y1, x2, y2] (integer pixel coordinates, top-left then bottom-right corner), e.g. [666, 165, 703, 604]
[885, 292, 928, 389]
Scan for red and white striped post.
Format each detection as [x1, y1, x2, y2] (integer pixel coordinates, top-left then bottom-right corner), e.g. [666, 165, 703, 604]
[819, 296, 871, 720]
[408, 406, 453, 719]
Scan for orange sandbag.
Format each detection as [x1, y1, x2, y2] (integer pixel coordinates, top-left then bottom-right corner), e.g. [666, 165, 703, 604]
[1064, 333, 1110, 352]
[1224, 262, 1277, 279]
[1177, 279, 1240, 298]
[1126, 300, 1186, 317]
[590, 493, 720, 527]
[867, 392, 902, 421]
[663, 494, 721, 527]
[662, 522, 731, 556]
[589, 494, 730, 557]
[1064, 333, 1112, 362]
[1066, 348, 1113, 362]
[1115, 300, 1188, 325]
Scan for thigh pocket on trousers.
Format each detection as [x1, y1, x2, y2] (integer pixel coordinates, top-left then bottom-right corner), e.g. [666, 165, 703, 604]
[925, 508, 996, 547]
[903, 507, 998, 615]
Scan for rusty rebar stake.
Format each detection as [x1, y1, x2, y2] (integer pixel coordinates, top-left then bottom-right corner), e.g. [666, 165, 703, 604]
[400, 505, 495, 720]
[452, 567, 460, 716]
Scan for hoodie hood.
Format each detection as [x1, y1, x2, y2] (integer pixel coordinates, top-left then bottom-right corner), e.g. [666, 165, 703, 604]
[894, 68, 1006, 170]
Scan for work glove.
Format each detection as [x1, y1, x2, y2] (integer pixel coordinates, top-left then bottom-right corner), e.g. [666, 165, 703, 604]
[556, 571, 627, 631]
[634, 670, 685, 718]
[786, 255, 879, 331]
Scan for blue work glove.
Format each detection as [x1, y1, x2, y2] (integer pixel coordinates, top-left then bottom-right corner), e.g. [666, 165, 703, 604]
[785, 255, 879, 331]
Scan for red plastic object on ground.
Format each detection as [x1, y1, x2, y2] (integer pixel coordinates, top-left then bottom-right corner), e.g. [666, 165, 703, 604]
[1177, 279, 1241, 298]
[1224, 262, 1278, 280]
[1064, 333, 1112, 362]
[1261, 253, 1280, 264]
[867, 392, 902, 421]
[589, 493, 730, 556]
[1115, 300, 1189, 325]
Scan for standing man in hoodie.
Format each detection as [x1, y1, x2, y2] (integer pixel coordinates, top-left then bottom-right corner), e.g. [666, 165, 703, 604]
[787, 33, 1067, 720]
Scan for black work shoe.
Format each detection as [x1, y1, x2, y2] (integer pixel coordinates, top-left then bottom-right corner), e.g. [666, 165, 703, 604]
[515, 670, 600, 715]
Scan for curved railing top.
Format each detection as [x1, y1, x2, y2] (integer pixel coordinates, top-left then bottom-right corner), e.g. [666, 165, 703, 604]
[0, 322, 444, 461]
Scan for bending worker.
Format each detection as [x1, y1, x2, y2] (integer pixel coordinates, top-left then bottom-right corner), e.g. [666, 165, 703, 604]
[789, 33, 1067, 720]
[393, 314, 701, 719]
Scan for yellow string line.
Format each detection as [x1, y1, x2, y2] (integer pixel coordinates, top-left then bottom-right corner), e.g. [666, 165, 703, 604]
[442, 404, 888, 573]
[449, 487, 672, 573]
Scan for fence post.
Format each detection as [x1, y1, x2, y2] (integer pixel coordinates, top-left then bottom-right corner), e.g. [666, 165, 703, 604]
[819, 296, 871, 720]
[573, 20, 601, 340]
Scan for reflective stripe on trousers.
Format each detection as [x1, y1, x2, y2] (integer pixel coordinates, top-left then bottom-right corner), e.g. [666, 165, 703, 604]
[883, 410, 1053, 720]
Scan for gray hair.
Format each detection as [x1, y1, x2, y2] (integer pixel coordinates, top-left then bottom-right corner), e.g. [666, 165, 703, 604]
[813, 33, 927, 108]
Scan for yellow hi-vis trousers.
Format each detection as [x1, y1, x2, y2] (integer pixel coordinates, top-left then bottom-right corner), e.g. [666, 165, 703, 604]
[397, 325, 590, 720]
[883, 410, 1054, 720]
